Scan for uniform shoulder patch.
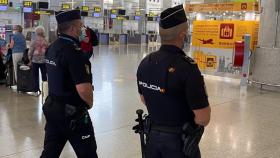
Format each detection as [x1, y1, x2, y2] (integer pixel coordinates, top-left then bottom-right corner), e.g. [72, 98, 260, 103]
[182, 56, 197, 65]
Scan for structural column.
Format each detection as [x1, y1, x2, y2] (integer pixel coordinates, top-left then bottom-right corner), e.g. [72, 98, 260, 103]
[138, 0, 147, 34]
[251, 0, 280, 88]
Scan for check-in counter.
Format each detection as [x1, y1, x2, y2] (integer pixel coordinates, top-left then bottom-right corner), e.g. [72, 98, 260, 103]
[99, 33, 109, 45]
[148, 34, 158, 42]
[119, 34, 127, 45]
[127, 34, 148, 44]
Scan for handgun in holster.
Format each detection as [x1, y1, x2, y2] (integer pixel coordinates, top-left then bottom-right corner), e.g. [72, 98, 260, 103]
[65, 104, 88, 131]
[182, 122, 204, 158]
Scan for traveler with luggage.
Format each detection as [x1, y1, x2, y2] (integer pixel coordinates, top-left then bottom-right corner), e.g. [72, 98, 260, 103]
[9, 25, 27, 83]
[28, 26, 48, 95]
[0, 41, 6, 83]
[4, 44, 14, 87]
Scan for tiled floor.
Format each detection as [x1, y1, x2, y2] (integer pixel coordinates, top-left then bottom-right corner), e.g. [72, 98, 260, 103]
[1, 45, 280, 158]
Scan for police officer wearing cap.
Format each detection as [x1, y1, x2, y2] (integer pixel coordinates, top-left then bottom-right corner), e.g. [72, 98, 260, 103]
[41, 10, 98, 158]
[137, 5, 211, 158]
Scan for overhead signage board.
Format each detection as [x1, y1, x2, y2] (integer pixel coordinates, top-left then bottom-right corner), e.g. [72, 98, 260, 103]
[135, 11, 141, 16]
[0, 5, 7, 10]
[116, 16, 124, 20]
[35, 10, 51, 15]
[23, 1, 32, 7]
[111, 9, 117, 14]
[134, 16, 141, 20]
[0, 0, 8, 6]
[94, 7, 101, 13]
[185, 2, 259, 13]
[81, 6, 89, 11]
[111, 14, 116, 19]
[93, 12, 100, 17]
[148, 12, 155, 17]
[23, 7, 33, 13]
[62, 3, 70, 10]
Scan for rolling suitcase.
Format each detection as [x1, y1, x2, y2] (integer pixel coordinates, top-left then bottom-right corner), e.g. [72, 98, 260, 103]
[17, 62, 35, 92]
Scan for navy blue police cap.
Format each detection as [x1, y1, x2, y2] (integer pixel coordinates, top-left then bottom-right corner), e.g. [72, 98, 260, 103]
[55, 10, 81, 24]
[159, 5, 187, 29]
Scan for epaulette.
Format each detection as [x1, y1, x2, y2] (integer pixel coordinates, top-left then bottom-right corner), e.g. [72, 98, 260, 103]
[182, 56, 197, 65]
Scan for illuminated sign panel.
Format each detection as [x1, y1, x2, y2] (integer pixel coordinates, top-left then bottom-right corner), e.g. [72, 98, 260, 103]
[23, 1, 32, 7]
[0, 0, 8, 6]
[82, 6, 89, 11]
[135, 11, 141, 16]
[94, 7, 101, 12]
[111, 9, 117, 14]
[62, 4, 70, 10]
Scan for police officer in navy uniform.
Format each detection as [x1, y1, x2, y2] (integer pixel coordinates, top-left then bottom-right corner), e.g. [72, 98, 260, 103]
[41, 10, 98, 158]
[137, 5, 211, 158]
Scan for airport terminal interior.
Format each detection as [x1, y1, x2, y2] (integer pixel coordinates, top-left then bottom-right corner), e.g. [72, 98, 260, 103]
[1, 0, 280, 158]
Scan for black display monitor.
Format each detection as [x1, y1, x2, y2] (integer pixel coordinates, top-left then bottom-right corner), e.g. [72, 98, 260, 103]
[118, 9, 126, 15]
[81, 11, 88, 17]
[147, 17, 154, 21]
[38, 2, 49, 9]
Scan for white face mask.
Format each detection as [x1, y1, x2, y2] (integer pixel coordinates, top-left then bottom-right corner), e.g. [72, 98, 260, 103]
[13, 31, 16, 34]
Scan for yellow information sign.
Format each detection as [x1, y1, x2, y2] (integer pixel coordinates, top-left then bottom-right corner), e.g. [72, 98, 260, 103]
[135, 11, 141, 16]
[185, 2, 259, 13]
[0, 0, 8, 5]
[148, 12, 155, 17]
[94, 7, 101, 13]
[35, 10, 51, 15]
[23, 1, 32, 7]
[62, 4, 70, 10]
[192, 20, 259, 49]
[116, 16, 124, 20]
[81, 6, 89, 11]
[111, 9, 117, 14]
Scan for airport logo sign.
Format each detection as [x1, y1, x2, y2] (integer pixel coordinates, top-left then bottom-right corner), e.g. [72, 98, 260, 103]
[220, 23, 234, 39]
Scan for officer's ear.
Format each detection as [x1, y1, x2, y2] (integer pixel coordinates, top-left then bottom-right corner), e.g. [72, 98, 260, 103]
[179, 31, 186, 40]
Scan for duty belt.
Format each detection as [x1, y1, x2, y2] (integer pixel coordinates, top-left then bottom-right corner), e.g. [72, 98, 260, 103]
[151, 124, 182, 134]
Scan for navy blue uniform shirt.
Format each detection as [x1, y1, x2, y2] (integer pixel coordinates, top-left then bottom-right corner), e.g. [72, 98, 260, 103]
[137, 45, 209, 127]
[45, 34, 92, 106]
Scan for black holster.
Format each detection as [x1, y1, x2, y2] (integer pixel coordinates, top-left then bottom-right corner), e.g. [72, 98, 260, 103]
[43, 96, 88, 131]
[65, 104, 88, 131]
[182, 123, 204, 158]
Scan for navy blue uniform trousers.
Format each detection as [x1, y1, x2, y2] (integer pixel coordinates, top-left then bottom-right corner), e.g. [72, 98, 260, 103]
[145, 130, 201, 158]
[41, 101, 98, 158]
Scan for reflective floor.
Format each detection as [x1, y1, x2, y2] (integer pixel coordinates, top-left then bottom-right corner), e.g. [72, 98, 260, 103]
[1, 45, 280, 158]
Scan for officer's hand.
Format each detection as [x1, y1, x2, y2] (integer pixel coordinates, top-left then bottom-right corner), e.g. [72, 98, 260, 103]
[193, 106, 211, 126]
[76, 83, 93, 109]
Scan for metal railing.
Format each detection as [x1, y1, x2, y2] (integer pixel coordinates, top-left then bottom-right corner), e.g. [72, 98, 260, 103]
[248, 80, 280, 90]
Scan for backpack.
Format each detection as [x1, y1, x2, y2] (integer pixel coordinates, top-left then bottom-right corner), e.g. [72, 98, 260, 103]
[4, 48, 13, 65]
[87, 27, 99, 46]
